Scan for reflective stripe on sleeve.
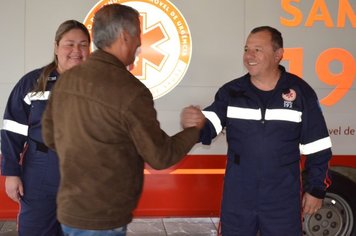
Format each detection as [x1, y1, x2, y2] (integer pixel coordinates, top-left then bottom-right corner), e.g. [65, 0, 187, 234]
[24, 91, 51, 105]
[300, 137, 332, 155]
[202, 111, 223, 135]
[2, 119, 28, 136]
[265, 109, 302, 123]
[227, 106, 262, 120]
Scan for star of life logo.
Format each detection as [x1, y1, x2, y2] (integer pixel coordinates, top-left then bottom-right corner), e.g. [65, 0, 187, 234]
[84, 0, 192, 99]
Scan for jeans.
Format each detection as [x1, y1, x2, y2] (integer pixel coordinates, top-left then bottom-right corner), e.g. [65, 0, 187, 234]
[61, 224, 127, 236]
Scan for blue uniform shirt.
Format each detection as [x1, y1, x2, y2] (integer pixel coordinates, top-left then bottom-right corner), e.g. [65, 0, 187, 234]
[1, 68, 58, 177]
[200, 65, 332, 198]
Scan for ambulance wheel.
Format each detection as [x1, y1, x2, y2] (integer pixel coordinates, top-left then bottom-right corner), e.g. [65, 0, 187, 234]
[303, 171, 356, 236]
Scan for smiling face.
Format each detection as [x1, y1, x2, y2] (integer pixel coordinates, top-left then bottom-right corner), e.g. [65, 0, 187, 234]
[243, 30, 283, 80]
[55, 28, 90, 73]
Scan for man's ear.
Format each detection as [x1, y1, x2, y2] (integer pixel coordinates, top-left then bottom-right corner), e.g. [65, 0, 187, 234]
[276, 48, 284, 62]
[120, 30, 129, 42]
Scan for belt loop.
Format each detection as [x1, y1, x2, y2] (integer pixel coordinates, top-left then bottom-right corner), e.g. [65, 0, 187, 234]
[234, 154, 240, 165]
[36, 142, 49, 153]
[29, 138, 49, 153]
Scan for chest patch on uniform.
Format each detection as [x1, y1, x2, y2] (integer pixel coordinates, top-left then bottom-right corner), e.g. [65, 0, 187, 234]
[47, 76, 57, 81]
[282, 88, 296, 108]
[282, 88, 296, 101]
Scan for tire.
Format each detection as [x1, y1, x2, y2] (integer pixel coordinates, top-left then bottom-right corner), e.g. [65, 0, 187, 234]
[303, 171, 356, 236]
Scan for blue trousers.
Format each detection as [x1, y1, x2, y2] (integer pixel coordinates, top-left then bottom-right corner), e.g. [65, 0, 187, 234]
[61, 224, 127, 236]
[220, 158, 302, 236]
[19, 197, 63, 236]
[18, 140, 62, 236]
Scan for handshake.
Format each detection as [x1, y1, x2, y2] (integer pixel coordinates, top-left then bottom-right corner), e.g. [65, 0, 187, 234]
[180, 105, 206, 130]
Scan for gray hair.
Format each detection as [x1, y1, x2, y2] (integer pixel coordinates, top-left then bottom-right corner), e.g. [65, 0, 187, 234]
[92, 4, 140, 49]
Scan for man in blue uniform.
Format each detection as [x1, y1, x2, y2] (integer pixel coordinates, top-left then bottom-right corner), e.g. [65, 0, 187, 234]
[182, 26, 332, 235]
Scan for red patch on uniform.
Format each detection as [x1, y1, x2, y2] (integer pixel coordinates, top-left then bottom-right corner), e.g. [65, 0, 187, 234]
[282, 89, 297, 102]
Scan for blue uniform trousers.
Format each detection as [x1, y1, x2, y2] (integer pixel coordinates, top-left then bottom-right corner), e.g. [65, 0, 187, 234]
[19, 197, 62, 236]
[220, 158, 302, 236]
[18, 139, 63, 236]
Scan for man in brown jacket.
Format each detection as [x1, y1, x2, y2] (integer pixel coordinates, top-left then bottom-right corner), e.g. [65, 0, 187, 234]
[41, 4, 205, 236]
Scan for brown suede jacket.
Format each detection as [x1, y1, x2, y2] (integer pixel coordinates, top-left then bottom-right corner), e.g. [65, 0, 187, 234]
[42, 49, 200, 230]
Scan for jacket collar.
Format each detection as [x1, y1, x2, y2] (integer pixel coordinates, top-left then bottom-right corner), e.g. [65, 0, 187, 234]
[90, 49, 127, 70]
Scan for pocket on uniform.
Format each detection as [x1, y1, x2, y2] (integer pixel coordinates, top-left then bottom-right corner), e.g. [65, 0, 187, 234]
[21, 149, 48, 199]
[42, 151, 60, 197]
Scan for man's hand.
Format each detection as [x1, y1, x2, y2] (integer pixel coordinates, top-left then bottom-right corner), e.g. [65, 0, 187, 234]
[302, 192, 323, 215]
[5, 176, 24, 203]
[180, 105, 206, 130]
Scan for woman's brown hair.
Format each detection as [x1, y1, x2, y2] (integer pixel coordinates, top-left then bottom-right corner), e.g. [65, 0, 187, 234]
[31, 20, 90, 94]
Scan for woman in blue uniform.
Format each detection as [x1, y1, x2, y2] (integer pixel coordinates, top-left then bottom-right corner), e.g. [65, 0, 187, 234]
[1, 20, 90, 236]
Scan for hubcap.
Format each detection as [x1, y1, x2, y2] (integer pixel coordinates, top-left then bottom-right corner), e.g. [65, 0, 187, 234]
[303, 193, 353, 236]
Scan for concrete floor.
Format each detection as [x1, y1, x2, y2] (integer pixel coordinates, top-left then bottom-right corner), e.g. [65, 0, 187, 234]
[0, 217, 220, 236]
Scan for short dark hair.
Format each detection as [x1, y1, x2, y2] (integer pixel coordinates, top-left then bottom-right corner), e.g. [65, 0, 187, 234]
[250, 26, 283, 50]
